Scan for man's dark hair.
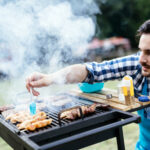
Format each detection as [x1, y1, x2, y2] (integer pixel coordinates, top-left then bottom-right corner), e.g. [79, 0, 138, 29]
[137, 20, 150, 36]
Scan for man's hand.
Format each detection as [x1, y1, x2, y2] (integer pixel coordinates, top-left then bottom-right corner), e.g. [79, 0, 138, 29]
[26, 72, 52, 96]
[26, 64, 88, 96]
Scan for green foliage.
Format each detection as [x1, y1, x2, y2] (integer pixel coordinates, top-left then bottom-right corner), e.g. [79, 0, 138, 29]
[95, 0, 150, 47]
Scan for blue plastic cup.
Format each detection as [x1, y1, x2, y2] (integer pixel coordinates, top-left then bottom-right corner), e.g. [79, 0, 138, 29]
[78, 82, 104, 93]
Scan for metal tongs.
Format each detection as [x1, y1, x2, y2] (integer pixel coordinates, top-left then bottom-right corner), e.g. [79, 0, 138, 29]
[29, 88, 36, 115]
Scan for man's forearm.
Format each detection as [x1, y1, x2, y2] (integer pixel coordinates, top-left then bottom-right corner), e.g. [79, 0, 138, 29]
[51, 64, 88, 84]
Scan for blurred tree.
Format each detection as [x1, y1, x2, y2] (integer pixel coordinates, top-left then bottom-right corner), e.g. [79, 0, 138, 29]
[95, 0, 150, 48]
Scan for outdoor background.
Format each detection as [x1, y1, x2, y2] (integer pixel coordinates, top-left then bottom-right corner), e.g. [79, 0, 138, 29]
[0, 0, 149, 149]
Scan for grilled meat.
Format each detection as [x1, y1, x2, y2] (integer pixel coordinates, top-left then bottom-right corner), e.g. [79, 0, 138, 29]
[18, 119, 52, 131]
[25, 119, 52, 131]
[5, 110, 52, 131]
[2, 109, 17, 119]
[5, 111, 46, 123]
[60, 103, 97, 120]
[60, 103, 110, 120]
[60, 109, 80, 120]
[17, 112, 47, 130]
[31, 119, 52, 129]
[0, 105, 14, 113]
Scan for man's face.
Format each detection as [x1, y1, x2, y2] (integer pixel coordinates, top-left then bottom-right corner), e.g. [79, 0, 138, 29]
[139, 33, 150, 77]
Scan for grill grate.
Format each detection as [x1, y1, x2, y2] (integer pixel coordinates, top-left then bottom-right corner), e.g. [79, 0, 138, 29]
[2, 95, 110, 136]
[21, 100, 110, 135]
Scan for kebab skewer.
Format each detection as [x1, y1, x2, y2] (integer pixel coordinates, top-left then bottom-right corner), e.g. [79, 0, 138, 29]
[60, 103, 109, 120]
[5, 110, 53, 131]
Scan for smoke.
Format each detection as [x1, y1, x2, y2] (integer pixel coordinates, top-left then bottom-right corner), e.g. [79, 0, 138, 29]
[0, 0, 99, 74]
[0, 0, 99, 102]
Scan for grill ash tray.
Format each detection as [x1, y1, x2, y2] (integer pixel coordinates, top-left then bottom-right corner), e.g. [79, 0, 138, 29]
[0, 95, 141, 150]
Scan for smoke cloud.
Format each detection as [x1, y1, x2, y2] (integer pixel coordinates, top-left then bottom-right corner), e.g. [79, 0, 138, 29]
[0, 0, 99, 74]
[0, 0, 99, 102]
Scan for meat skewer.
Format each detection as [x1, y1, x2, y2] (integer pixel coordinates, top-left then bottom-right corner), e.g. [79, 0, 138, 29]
[60, 103, 109, 120]
[17, 113, 47, 130]
[19, 119, 52, 131]
[5, 110, 53, 131]
[5, 111, 46, 123]
[0, 105, 14, 113]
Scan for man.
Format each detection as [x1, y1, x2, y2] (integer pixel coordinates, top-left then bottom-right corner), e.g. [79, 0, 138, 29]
[26, 20, 150, 150]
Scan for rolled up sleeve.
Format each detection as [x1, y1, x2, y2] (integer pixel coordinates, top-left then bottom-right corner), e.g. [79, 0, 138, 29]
[83, 53, 140, 84]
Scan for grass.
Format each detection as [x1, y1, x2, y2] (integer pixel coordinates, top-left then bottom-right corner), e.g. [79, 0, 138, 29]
[0, 80, 139, 150]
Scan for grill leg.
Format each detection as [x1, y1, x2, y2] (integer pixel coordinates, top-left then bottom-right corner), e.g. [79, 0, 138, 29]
[116, 127, 125, 150]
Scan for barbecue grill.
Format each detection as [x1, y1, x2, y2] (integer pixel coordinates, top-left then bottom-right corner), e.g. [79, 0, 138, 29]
[0, 94, 140, 150]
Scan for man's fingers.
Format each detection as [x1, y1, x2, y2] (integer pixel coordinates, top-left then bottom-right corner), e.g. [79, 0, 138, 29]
[25, 72, 48, 96]
[26, 84, 30, 92]
[29, 78, 48, 88]
[26, 81, 40, 96]
[32, 88, 40, 96]
[26, 76, 33, 91]
[26, 78, 32, 92]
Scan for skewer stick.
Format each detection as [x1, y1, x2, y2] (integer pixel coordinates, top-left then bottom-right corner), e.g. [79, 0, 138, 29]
[30, 88, 33, 101]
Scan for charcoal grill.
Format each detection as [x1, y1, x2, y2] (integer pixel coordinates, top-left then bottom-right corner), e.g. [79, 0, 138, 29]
[0, 95, 140, 150]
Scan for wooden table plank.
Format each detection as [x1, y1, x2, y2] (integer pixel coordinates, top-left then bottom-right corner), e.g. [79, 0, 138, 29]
[70, 89, 150, 111]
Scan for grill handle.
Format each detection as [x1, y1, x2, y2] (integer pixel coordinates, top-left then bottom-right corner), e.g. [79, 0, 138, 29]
[58, 106, 83, 126]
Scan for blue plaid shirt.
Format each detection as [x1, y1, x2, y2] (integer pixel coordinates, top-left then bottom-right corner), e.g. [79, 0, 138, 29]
[85, 52, 150, 149]
[85, 52, 150, 96]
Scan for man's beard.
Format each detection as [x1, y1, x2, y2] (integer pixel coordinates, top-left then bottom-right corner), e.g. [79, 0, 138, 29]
[142, 70, 150, 77]
[141, 62, 150, 77]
